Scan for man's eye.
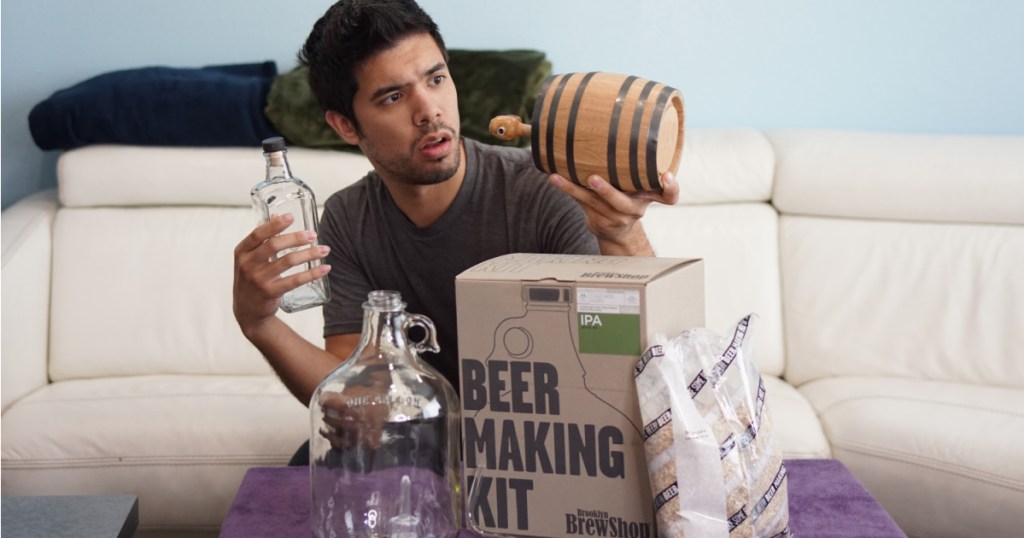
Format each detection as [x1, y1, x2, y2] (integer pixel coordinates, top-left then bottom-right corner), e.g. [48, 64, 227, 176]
[378, 91, 401, 105]
[432, 75, 446, 85]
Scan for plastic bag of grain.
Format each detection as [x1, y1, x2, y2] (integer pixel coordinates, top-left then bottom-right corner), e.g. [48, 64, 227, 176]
[634, 315, 792, 538]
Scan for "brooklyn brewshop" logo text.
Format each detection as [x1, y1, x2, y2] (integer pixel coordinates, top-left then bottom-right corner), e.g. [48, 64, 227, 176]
[565, 508, 651, 537]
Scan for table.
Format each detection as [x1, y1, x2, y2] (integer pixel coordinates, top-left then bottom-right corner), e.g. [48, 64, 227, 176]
[1, 494, 138, 538]
[221, 459, 906, 537]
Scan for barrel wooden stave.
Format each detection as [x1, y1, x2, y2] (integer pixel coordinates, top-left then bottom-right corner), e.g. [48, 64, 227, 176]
[530, 72, 684, 192]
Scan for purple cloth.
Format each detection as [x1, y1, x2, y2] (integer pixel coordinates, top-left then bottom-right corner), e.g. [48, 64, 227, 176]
[220, 459, 906, 537]
[784, 460, 906, 538]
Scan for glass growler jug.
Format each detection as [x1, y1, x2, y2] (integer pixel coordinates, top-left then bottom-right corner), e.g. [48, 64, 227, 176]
[310, 290, 461, 538]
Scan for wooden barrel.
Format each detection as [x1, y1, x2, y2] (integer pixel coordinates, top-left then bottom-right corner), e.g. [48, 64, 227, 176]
[530, 72, 684, 192]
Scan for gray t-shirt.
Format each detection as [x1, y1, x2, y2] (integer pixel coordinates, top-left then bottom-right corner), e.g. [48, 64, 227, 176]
[319, 138, 599, 386]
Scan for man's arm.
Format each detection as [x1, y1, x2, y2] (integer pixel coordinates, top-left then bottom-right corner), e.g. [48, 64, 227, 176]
[233, 214, 344, 405]
[548, 171, 679, 256]
[247, 332, 360, 406]
[241, 317, 347, 405]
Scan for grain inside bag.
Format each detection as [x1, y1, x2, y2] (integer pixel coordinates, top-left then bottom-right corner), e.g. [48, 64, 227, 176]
[635, 315, 791, 537]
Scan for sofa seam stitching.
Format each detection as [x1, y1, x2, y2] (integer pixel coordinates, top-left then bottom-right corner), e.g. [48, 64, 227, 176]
[2, 455, 292, 467]
[832, 441, 1024, 492]
[9, 393, 293, 406]
[815, 394, 1024, 418]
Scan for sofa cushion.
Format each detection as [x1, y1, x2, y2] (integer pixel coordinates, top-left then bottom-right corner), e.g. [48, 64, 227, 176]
[800, 376, 1024, 538]
[644, 127, 784, 376]
[0, 375, 308, 532]
[769, 130, 1024, 226]
[762, 375, 830, 459]
[262, 66, 346, 150]
[49, 207, 323, 380]
[55, 127, 774, 209]
[28, 62, 280, 151]
[1, 190, 58, 410]
[646, 203, 786, 378]
[57, 145, 372, 208]
[676, 127, 774, 204]
[779, 214, 1024, 388]
[446, 49, 552, 148]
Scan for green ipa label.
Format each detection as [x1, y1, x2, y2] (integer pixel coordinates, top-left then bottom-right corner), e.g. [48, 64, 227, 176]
[576, 287, 641, 355]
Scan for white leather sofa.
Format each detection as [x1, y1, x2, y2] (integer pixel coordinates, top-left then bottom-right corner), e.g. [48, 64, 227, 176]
[3, 128, 1022, 538]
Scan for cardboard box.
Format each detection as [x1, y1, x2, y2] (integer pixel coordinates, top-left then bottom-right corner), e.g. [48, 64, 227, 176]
[456, 253, 705, 537]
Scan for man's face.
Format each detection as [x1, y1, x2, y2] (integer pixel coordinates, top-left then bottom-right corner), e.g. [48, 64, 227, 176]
[347, 32, 461, 186]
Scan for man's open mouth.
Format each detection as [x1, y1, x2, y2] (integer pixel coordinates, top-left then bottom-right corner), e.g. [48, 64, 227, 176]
[419, 131, 452, 159]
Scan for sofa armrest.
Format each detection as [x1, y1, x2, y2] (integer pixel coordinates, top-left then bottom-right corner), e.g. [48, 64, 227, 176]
[2, 189, 58, 411]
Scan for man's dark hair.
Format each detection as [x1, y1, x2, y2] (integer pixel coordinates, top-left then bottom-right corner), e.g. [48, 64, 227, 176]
[298, 0, 448, 130]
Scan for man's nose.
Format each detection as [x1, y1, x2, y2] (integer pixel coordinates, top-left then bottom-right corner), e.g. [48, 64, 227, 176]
[412, 90, 442, 126]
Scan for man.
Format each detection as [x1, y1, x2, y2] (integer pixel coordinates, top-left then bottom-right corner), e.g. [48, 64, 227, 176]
[232, 0, 678, 461]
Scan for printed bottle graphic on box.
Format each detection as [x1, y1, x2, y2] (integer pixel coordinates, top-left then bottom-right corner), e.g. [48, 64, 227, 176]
[462, 283, 650, 537]
[477, 284, 641, 433]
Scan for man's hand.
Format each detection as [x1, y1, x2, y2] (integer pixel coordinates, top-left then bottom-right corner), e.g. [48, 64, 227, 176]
[549, 171, 679, 256]
[318, 390, 389, 453]
[232, 214, 331, 337]
[317, 366, 392, 453]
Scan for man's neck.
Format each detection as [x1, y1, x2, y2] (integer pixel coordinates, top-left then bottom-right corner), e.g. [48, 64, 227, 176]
[381, 139, 467, 229]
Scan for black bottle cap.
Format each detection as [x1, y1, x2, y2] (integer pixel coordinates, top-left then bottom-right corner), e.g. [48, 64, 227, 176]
[262, 136, 287, 152]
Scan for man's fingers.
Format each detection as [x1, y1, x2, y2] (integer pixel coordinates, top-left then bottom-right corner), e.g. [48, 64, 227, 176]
[241, 227, 319, 280]
[235, 214, 295, 256]
[256, 246, 331, 296]
[629, 171, 679, 205]
[585, 175, 648, 218]
[259, 229, 319, 261]
[657, 172, 680, 205]
[273, 259, 332, 294]
[549, 174, 609, 214]
[234, 216, 330, 304]
[275, 244, 330, 271]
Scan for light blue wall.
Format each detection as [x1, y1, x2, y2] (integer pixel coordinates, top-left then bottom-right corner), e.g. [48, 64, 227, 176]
[3, 0, 1022, 209]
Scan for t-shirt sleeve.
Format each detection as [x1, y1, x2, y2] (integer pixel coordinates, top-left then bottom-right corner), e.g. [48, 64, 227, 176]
[474, 139, 600, 256]
[516, 155, 600, 255]
[541, 193, 600, 255]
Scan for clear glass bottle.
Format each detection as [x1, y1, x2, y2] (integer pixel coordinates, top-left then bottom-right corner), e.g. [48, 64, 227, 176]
[310, 290, 461, 538]
[251, 136, 330, 313]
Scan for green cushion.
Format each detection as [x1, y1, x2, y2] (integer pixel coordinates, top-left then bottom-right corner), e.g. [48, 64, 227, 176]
[264, 49, 551, 150]
[263, 65, 346, 149]
[447, 49, 550, 147]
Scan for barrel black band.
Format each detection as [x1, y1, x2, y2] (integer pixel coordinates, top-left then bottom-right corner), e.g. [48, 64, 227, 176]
[565, 72, 598, 183]
[607, 76, 638, 191]
[531, 75, 558, 172]
[629, 81, 658, 192]
[545, 73, 575, 176]
[644, 86, 676, 190]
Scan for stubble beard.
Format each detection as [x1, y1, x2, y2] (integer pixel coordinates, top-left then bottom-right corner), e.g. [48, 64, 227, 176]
[362, 122, 461, 186]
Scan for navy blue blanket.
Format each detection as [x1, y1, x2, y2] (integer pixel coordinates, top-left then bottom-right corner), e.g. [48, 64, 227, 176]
[29, 62, 280, 150]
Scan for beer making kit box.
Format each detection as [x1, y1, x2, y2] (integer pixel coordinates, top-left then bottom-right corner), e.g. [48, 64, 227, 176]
[456, 253, 705, 537]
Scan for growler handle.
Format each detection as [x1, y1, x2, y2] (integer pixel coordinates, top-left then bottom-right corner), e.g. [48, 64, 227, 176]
[404, 313, 440, 355]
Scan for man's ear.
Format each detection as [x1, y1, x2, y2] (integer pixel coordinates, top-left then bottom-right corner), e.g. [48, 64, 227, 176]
[325, 110, 361, 145]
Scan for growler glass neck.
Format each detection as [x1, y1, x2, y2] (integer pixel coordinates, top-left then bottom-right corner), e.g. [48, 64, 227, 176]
[264, 150, 292, 180]
[360, 290, 408, 353]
